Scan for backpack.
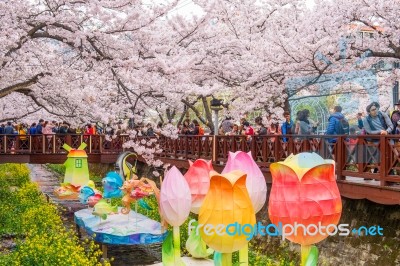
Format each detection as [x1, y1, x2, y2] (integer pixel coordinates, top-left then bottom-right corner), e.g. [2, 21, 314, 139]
[198, 126, 204, 135]
[335, 117, 350, 134]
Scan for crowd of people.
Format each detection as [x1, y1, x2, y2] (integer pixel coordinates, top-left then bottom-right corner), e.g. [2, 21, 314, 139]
[0, 120, 116, 137]
[2, 100, 400, 141]
[209, 100, 400, 142]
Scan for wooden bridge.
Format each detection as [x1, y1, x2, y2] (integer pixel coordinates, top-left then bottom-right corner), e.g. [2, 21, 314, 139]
[0, 134, 399, 205]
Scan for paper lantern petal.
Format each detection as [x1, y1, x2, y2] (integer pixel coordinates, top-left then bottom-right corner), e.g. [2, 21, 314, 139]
[184, 159, 213, 214]
[199, 170, 256, 253]
[269, 152, 342, 245]
[222, 151, 267, 213]
[160, 166, 192, 227]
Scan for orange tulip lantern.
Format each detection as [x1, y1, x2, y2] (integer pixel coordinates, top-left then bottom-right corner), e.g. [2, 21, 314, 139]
[221, 151, 267, 265]
[269, 152, 342, 266]
[199, 170, 256, 265]
[184, 159, 213, 214]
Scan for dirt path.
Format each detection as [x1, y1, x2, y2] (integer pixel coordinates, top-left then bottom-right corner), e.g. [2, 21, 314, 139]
[28, 164, 84, 212]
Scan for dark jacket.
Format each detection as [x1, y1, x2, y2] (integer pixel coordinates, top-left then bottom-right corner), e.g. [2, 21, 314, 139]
[326, 112, 345, 135]
[29, 127, 37, 135]
[4, 126, 14, 135]
[326, 112, 345, 143]
[36, 124, 43, 134]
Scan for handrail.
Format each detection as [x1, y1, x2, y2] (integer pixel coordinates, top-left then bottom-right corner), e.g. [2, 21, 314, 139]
[1, 134, 400, 187]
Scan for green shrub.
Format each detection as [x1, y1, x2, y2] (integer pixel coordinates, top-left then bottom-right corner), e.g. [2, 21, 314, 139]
[0, 182, 43, 236]
[0, 164, 30, 187]
[0, 165, 109, 265]
[45, 164, 66, 176]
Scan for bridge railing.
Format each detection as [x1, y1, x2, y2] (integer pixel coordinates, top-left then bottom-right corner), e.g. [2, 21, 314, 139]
[1, 134, 400, 186]
[0, 134, 129, 154]
[214, 134, 400, 186]
[157, 135, 213, 160]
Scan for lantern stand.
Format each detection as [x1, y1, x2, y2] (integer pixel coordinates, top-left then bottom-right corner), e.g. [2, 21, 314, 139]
[210, 98, 223, 135]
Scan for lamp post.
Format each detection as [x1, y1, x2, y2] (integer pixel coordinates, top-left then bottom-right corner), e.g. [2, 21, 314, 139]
[210, 98, 223, 135]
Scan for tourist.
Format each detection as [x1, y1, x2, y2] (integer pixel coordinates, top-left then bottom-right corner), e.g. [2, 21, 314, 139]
[36, 119, 44, 134]
[362, 102, 393, 174]
[86, 123, 95, 135]
[179, 119, 191, 135]
[242, 121, 254, 138]
[18, 123, 28, 148]
[325, 105, 349, 143]
[362, 102, 393, 135]
[226, 124, 240, 136]
[42, 121, 55, 152]
[219, 117, 233, 135]
[295, 110, 312, 135]
[303, 109, 319, 133]
[29, 123, 37, 135]
[356, 112, 365, 134]
[254, 116, 267, 135]
[281, 111, 294, 142]
[188, 119, 200, 135]
[390, 100, 400, 134]
[59, 121, 69, 134]
[4, 122, 14, 135]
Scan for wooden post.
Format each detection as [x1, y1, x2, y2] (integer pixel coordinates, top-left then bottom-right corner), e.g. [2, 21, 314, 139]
[336, 136, 344, 180]
[184, 136, 188, 160]
[89, 135, 92, 154]
[99, 135, 103, 153]
[380, 135, 387, 186]
[29, 135, 32, 153]
[52, 136, 56, 154]
[289, 135, 295, 155]
[357, 136, 365, 176]
[274, 135, 280, 162]
[66, 135, 72, 147]
[42, 135, 46, 154]
[250, 136, 256, 159]
[197, 136, 201, 159]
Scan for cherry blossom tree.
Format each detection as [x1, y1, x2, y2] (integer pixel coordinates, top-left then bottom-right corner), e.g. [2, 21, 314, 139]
[1, 0, 399, 127]
[0, 0, 183, 124]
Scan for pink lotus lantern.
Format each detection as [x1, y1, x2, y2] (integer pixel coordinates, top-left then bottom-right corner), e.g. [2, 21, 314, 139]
[160, 166, 192, 265]
[222, 151, 267, 213]
[184, 159, 213, 214]
[160, 166, 192, 226]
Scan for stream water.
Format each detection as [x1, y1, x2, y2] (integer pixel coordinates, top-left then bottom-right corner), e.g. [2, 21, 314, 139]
[29, 164, 162, 265]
